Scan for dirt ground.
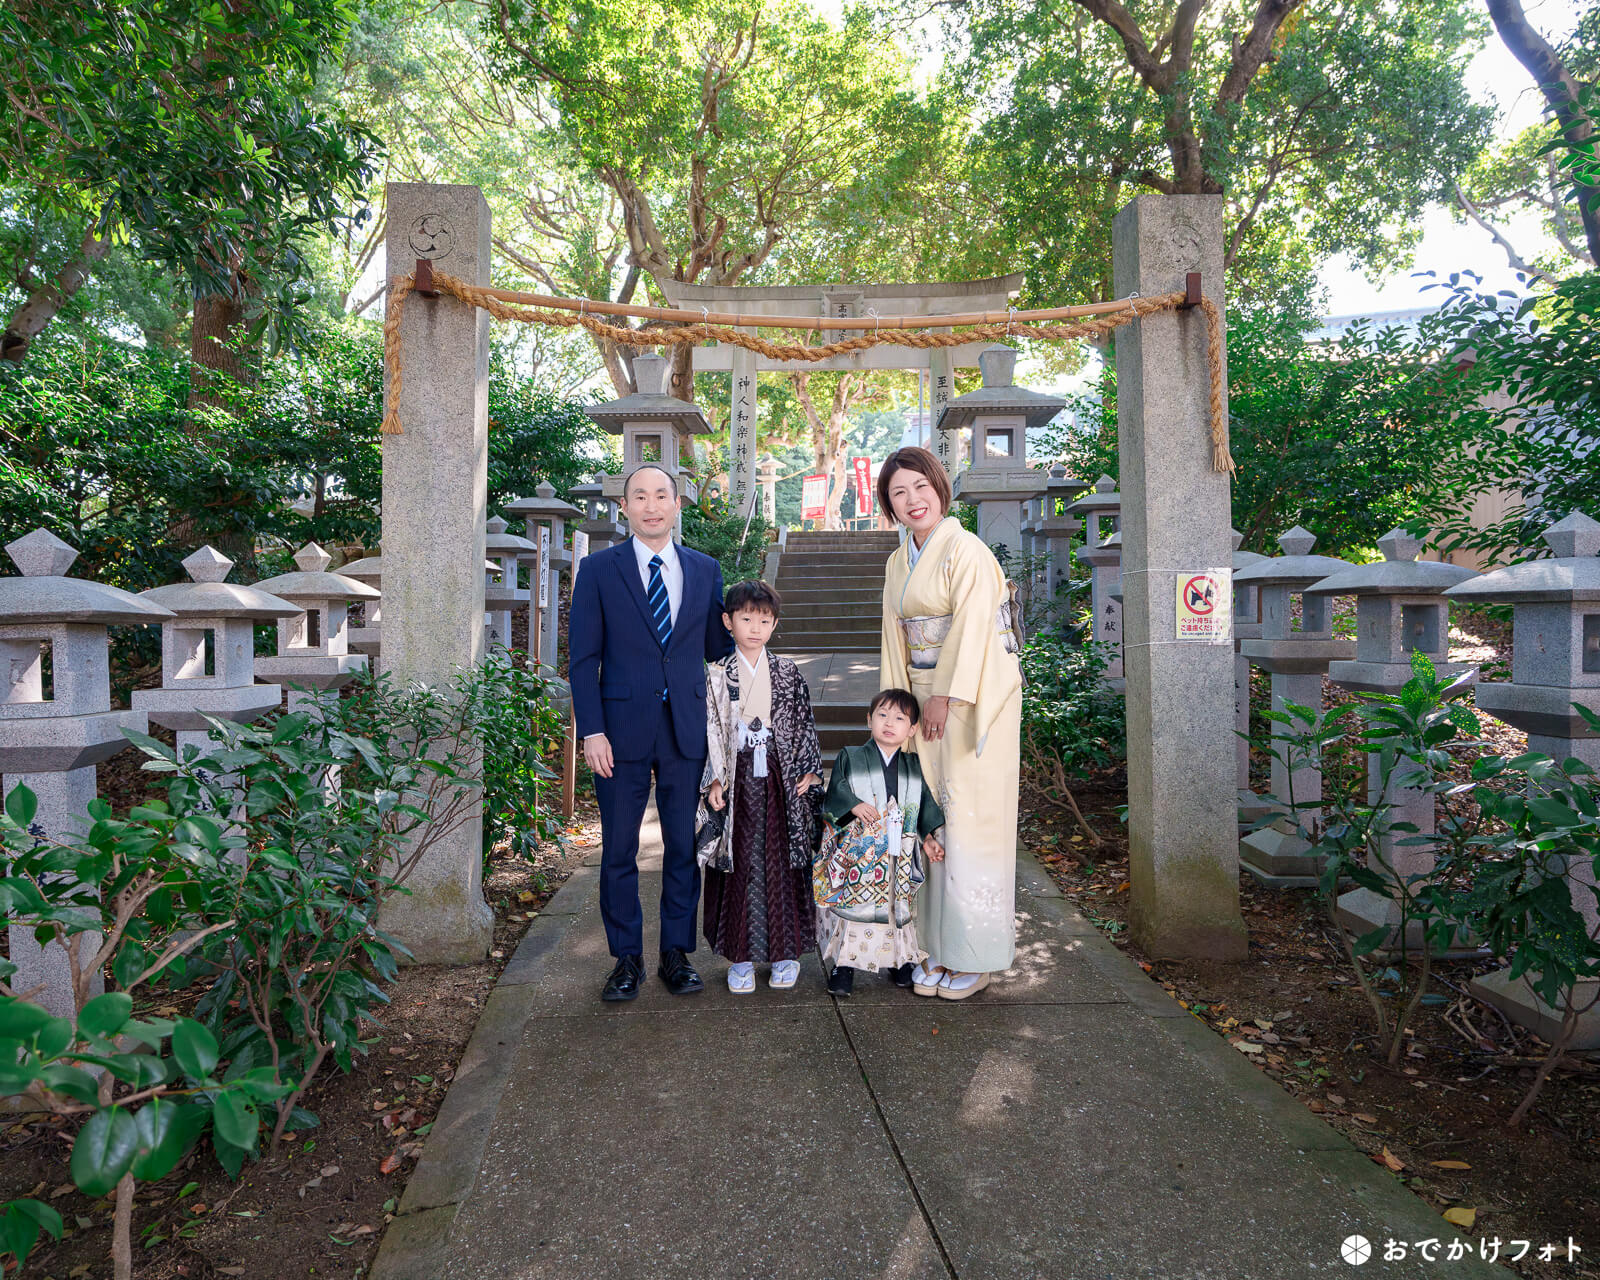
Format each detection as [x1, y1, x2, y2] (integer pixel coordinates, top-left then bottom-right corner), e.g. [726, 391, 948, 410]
[0, 796, 600, 1280]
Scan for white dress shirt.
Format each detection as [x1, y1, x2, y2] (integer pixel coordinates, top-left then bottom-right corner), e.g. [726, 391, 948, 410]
[633, 536, 683, 626]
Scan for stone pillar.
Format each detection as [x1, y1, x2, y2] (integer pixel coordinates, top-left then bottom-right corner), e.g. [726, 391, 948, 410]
[928, 347, 957, 476]
[757, 455, 781, 526]
[378, 181, 494, 964]
[1080, 531, 1124, 689]
[1112, 194, 1246, 961]
[729, 346, 758, 520]
[1232, 533, 1268, 825]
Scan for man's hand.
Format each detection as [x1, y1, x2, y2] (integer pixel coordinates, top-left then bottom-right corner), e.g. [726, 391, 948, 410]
[708, 779, 726, 810]
[795, 772, 823, 796]
[924, 834, 946, 862]
[921, 695, 951, 742]
[851, 801, 881, 825]
[583, 733, 615, 779]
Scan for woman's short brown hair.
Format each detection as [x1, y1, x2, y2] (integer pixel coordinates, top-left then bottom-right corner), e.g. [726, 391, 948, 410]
[876, 447, 952, 523]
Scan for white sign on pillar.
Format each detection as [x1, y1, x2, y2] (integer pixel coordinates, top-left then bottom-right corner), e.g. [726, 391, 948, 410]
[538, 526, 551, 608]
[929, 347, 956, 476]
[571, 529, 589, 579]
[729, 347, 758, 519]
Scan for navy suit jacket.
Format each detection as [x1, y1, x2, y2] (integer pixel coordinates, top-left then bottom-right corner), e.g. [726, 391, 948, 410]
[568, 538, 734, 763]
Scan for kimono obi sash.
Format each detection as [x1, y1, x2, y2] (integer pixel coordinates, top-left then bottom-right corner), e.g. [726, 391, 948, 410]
[899, 594, 1024, 671]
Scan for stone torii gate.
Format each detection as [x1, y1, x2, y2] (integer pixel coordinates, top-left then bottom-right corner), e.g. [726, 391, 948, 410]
[377, 180, 1243, 966]
[661, 275, 1024, 517]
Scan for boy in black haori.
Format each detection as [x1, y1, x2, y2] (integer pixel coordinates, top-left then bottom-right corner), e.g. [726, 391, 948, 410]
[697, 580, 824, 992]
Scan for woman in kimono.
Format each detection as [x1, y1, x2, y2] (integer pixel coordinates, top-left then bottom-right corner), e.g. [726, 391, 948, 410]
[876, 446, 1024, 1000]
[699, 579, 824, 991]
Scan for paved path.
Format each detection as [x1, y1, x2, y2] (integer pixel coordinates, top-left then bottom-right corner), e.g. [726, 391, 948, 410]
[372, 808, 1508, 1280]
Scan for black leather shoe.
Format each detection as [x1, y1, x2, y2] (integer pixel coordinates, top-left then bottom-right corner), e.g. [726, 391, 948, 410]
[827, 964, 855, 997]
[601, 955, 645, 1002]
[888, 962, 915, 990]
[657, 948, 704, 995]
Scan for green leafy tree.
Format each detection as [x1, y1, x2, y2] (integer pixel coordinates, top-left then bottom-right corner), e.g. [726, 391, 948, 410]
[937, 0, 1493, 305]
[480, 0, 961, 396]
[0, 0, 380, 360]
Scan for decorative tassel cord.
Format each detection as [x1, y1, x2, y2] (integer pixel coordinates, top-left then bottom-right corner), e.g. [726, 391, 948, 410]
[382, 271, 1234, 475]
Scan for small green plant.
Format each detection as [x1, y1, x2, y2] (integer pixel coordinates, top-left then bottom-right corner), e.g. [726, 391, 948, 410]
[1019, 632, 1125, 843]
[1260, 653, 1600, 1117]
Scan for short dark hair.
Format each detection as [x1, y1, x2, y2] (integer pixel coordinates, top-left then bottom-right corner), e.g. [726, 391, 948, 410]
[876, 447, 952, 523]
[869, 688, 921, 725]
[623, 463, 678, 498]
[723, 579, 781, 618]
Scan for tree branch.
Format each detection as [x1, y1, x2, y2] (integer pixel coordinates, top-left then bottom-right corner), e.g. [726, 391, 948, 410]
[1453, 180, 1561, 286]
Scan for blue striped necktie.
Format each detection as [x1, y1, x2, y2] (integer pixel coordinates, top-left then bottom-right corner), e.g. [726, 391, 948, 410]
[647, 553, 673, 648]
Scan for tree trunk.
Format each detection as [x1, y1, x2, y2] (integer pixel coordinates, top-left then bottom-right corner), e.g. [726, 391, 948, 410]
[1486, 0, 1600, 265]
[189, 287, 248, 414]
[0, 225, 112, 361]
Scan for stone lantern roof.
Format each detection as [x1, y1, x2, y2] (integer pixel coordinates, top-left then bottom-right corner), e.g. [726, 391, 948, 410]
[254, 543, 380, 603]
[1066, 475, 1120, 516]
[1233, 526, 1350, 589]
[485, 516, 538, 557]
[582, 355, 714, 435]
[934, 346, 1067, 432]
[1445, 512, 1600, 604]
[504, 481, 584, 523]
[140, 546, 300, 620]
[0, 529, 175, 626]
[1305, 529, 1476, 597]
[1232, 529, 1266, 573]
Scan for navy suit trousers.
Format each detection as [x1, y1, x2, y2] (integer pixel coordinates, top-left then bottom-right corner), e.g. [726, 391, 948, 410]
[593, 700, 704, 958]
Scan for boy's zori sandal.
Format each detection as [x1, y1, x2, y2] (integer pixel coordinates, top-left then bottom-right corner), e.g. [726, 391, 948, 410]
[769, 959, 800, 989]
[728, 962, 756, 994]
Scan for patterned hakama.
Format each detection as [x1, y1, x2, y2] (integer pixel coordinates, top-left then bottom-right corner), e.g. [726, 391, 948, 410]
[702, 744, 816, 964]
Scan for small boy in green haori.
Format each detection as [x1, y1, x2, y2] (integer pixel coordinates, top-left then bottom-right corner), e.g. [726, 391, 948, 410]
[815, 689, 946, 997]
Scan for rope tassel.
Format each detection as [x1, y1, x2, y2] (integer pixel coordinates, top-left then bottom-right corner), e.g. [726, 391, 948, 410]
[382, 271, 1235, 474]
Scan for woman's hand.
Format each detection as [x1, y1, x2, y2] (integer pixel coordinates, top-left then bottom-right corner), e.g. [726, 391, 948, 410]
[851, 801, 881, 824]
[921, 695, 951, 742]
[708, 779, 726, 811]
[924, 835, 946, 862]
[795, 772, 823, 796]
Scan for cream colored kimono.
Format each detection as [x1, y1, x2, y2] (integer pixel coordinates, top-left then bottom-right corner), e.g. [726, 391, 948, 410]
[880, 517, 1023, 973]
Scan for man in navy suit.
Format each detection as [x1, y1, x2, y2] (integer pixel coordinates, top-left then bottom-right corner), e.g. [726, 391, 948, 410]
[568, 463, 734, 1001]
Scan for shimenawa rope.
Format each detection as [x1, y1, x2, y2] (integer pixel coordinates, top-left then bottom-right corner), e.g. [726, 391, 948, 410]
[381, 271, 1234, 474]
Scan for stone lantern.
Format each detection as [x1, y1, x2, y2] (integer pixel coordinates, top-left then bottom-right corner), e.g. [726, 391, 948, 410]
[584, 354, 711, 526]
[0, 529, 174, 1015]
[1037, 465, 1088, 605]
[944, 346, 1064, 564]
[1234, 527, 1354, 885]
[1232, 532, 1270, 826]
[1446, 511, 1600, 1046]
[572, 473, 627, 552]
[1308, 528, 1478, 947]
[756, 455, 782, 527]
[134, 546, 300, 762]
[338, 554, 384, 657]
[484, 516, 536, 651]
[505, 482, 585, 671]
[253, 543, 378, 711]
[1086, 531, 1125, 691]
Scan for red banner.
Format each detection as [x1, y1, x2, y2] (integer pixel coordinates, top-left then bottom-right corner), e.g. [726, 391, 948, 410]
[801, 473, 828, 521]
[852, 456, 873, 516]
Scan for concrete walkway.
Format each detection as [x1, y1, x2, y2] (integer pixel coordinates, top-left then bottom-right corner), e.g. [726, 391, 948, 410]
[372, 809, 1509, 1280]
